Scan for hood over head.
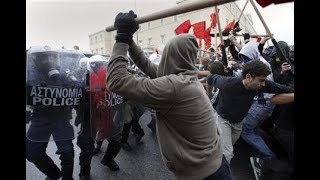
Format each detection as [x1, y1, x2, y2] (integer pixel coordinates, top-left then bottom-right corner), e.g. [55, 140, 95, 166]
[239, 41, 260, 63]
[270, 41, 290, 59]
[157, 34, 199, 77]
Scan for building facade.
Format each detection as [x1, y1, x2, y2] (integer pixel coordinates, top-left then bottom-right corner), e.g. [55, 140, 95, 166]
[89, 0, 257, 56]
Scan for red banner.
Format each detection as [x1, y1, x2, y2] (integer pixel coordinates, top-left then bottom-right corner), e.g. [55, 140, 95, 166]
[175, 20, 191, 35]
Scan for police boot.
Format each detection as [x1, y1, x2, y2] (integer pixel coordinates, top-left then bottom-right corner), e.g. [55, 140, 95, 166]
[147, 118, 156, 133]
[132, 126, 145, 142]
[79, 175, 90, 180]
[131, 120, 144, 142]
[59, 151, 74, 180]
[92, 140, 103, 155]
[121, 123, 133, 151]
[100, 143, 121, 171]
[33, 155, 61, 179]
[79, 151, 93, 179]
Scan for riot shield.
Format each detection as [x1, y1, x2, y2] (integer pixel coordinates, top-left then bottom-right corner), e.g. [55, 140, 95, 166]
[26, 46, 86, 142]
[88, 55, 125, 141]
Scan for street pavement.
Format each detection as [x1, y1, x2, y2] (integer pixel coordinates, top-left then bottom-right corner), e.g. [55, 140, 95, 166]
[26, 110, 256, 180]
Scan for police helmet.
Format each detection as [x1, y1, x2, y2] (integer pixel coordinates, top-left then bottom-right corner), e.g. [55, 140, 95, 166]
[87, 55, 109, 71]
[28, 45, 59, 70]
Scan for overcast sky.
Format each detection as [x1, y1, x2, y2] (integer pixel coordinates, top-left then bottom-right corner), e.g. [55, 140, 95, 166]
[26, 0, 294, 51]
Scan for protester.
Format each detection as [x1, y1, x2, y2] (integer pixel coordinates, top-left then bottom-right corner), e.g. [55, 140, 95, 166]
[209, 60, 293, 163]
[107, 10, 233, 180]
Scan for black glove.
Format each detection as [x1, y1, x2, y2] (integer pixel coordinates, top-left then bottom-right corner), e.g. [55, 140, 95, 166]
[114, 10, 139, 44]
[233, 20, 242, 33]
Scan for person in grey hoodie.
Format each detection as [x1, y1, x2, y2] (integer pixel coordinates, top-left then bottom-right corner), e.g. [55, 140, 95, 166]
[107, 10, 233, 180]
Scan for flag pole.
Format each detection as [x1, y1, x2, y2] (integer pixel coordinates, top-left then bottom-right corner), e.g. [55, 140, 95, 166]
[214, 6, 228, 66]
[215, 6, 224, 47]
[105, 0, 238, 31]
[215, 28, 218, 55]
[238, 0, 249, 22]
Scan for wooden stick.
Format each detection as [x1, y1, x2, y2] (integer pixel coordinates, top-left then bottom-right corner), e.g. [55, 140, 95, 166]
[105, 0, 238, 31]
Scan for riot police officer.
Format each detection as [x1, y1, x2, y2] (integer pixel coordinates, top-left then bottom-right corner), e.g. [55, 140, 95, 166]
[76, 55, 125, 176]
[73, 56, 93, 180]
[26, 46, 85, 180]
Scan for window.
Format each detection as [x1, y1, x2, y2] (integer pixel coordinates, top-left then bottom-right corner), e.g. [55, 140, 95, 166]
[161, 19, 164, 26]
[139, 40, 143, 46]
[95, 36, 98, 43]
[90, 37, 93, 44]
[96, 49, 98, 54]
[148, 23, 151, 29]
[100, 34, 103, 41]
[101, 47, 104, 54]
[160, 34, 166, 44]
[226, 18, 229, 24]
[174, 15, 178, 22]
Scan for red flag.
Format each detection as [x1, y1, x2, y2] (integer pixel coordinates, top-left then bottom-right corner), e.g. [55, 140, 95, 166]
[192, 21, 206, 39]
[174, 20, 191, 35]
[204, 27, 211, 50]
[210, 9, 220, 29]
[256, 0, 293, 8]
[222, 19, 235, 36]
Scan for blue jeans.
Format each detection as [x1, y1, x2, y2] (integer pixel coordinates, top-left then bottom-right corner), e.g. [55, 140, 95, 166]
[241, 101, 275, 160]
[203, 155, 234, 180]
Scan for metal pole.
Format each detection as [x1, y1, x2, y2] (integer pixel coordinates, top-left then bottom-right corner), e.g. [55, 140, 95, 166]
[105, 0, 238, 31]
[248, 0, 272, 37]
[238, 0, 249, 22]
